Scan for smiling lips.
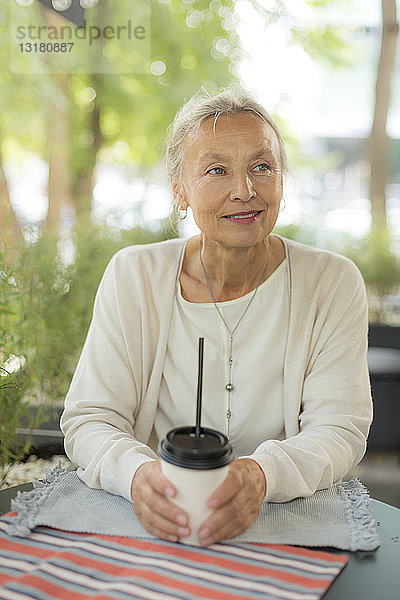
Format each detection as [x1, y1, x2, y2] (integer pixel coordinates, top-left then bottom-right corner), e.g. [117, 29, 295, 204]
[222, 210, 263, 223]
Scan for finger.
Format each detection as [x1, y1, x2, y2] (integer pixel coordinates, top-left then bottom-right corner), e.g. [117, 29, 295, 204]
[201, 489, 245, 533]
[139, 501, 191, 542]
[199, 516, 248, 546]
[146, 461, 178, 499]
[200, 459, 266, 545]
[132, 466, 191, 535]
[134, 492, 191, 539]
[141, 486, 190, 528]
[198, 502, 255, 546]
[208, 458, 265, 510]
[207, 469, 239, 509]
[200, 483, 262, 545]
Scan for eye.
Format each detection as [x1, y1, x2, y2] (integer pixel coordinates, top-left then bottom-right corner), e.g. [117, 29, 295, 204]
[207, 167, 225, 175]
[253, 163, 272, 173]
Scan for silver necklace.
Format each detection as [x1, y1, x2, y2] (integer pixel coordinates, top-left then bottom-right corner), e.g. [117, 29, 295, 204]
[198, 237, 270, 438]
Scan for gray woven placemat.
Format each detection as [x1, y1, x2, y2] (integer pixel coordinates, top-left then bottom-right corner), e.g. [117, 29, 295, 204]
[6, 465, 380, 551]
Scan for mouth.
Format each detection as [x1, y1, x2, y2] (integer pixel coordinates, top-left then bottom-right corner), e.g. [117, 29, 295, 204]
[222, 210, 263, 223]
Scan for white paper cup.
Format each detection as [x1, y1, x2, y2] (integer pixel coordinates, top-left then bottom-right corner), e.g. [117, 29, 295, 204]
[159, 426, 233, 546]
[161, 460, 230, 545]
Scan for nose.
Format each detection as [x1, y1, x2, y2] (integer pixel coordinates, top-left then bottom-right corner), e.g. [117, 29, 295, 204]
[229, 173, 255, 202]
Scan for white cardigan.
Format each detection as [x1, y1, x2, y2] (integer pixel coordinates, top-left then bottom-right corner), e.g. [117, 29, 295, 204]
[60, 236, 373, 503]
[156, 257, 289, 452]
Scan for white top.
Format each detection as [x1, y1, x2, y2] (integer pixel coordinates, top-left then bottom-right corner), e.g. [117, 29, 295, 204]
[60, 236, 372, 503]
[155, 259, 288, 458]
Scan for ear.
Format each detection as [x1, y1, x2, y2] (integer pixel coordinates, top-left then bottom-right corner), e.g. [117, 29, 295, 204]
[170, 176, 188, 210]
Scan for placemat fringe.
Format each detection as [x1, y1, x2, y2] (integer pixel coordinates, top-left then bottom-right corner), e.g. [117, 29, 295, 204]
[337, 478, 378, 551]
[9, 462, 68, 537]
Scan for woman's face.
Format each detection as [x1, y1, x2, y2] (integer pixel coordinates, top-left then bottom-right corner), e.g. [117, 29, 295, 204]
[172, 112, 283, 249]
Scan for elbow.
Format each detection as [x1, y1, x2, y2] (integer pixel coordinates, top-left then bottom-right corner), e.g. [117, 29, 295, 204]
[60, 422, 75, 466]
[60, 409, 82, 466]
[346, 435, 367, 475]
[331, 423, 369, 480]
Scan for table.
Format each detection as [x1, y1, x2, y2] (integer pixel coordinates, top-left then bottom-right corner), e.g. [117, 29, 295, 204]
[0, 483, 34, 516]
[1, 484, 399, 600]
[323, 499, 400, 600]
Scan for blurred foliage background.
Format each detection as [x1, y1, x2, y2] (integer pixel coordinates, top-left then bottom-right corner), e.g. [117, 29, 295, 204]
[0, 0, 399, 477]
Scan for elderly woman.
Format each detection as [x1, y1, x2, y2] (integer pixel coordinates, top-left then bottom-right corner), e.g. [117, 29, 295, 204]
[60, 87, 372, 546]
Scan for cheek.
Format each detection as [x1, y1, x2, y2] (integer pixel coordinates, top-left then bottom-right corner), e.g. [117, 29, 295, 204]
[190, 182, 225, 213]
[198, 179, 226, 196]
[261, 179, 282, 204]
[189, 195, 216, 221]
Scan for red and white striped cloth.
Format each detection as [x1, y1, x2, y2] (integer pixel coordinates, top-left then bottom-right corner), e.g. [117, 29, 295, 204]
[0, 514, 347, 600]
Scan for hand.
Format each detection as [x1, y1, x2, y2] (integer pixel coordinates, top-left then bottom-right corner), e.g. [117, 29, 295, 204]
[198, 458, 266, 546]
[130, 460, 191, 542]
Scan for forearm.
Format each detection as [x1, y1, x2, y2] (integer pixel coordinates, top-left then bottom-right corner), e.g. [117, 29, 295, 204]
[250, 259, 372, 503]
[62, 417, 157, 500]
[248, 419, 369, 503]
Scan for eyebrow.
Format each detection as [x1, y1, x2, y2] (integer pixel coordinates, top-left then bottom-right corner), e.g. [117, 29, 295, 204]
[198, 147, 274, 162]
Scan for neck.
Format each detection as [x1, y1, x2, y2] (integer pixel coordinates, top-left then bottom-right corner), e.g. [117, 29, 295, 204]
[199, 234, 271, 301]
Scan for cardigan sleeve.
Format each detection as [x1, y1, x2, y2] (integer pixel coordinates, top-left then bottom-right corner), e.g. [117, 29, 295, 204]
[246, 257, 373, 502]
[60, 253, 158, 502]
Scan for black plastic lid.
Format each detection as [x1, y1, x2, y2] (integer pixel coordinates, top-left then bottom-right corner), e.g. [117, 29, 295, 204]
[159, 426, 233, 470]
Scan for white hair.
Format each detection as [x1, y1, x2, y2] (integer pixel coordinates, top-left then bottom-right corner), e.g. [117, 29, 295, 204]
[164, 85, 288, 181]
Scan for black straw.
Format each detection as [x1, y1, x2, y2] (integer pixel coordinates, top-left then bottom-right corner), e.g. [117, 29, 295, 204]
[195, 337, 204, 437]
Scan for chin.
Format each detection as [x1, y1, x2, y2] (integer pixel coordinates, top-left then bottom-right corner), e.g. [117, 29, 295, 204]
[216, 232, 269, 250]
